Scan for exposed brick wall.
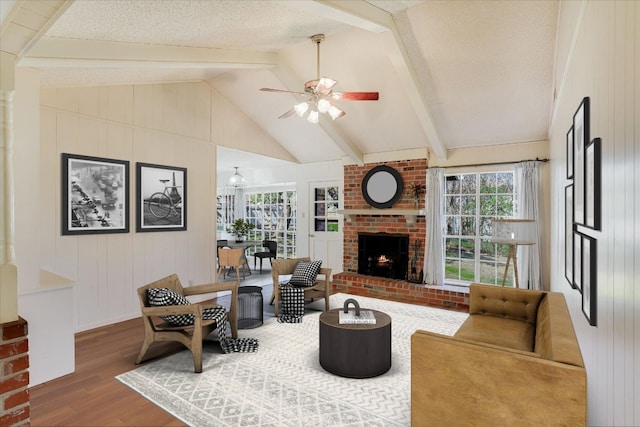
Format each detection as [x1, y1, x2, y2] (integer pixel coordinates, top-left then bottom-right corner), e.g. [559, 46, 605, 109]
[342, 159, 427, 276]
[334, 158, 470, 310]
[0, 318, 30, 427]
[344, 159, 428, 211]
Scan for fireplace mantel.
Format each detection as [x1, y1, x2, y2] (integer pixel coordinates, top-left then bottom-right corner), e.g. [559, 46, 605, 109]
[337, 208, 425, 225]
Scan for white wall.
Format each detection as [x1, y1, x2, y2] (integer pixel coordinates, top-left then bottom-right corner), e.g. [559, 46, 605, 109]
[549, 1, 639, 425]
[19, 80, 292, 334]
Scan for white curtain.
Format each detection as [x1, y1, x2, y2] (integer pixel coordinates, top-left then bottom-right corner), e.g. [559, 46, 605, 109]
[514, 161, 542, 290]
[424, 168, 444, 285]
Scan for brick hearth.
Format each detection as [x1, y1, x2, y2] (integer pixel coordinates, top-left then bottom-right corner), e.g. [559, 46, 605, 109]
[333, 272, 469, 311]
[334, 158, 469, 311]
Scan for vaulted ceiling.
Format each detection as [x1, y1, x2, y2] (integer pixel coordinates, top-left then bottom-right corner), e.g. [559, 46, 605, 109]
[1, 0, 558, 167]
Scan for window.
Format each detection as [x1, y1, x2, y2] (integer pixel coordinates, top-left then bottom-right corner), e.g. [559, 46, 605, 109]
[217, 193, 236, 232]
[313, 186, 340, 232]
[245, 189, 297, 259]
[444, 171, 515, 286]
[217, 187, 297, 259]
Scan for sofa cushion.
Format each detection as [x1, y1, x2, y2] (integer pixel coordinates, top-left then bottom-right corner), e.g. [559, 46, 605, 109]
[468, 283, 544, 325]
[454, 315, 536, 353]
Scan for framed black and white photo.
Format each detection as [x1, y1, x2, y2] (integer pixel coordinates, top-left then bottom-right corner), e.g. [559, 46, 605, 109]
[565, 185, 575, 289]
[573, 96, 590, 225]
[573, 230, 582, 293]
[61, 153, 130, 235]
[566, 126, 574, 179]
[136, 162, 187, 232]
[584, 137, 601, 230]
[581, 233, 597, 326]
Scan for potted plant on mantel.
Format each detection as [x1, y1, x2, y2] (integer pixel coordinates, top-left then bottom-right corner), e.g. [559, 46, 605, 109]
[408, 183, 426, 209]
[228, 219, 255, 243]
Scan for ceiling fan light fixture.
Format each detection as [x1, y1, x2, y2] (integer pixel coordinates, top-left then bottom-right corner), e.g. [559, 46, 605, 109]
[328, 105, 345, 120]
[317, 77, 337, 93]
[294, 102, 309, 117]
[261, 33, 379, 123]
[307, 110, 320, 124]
[317, 98, 331, 113]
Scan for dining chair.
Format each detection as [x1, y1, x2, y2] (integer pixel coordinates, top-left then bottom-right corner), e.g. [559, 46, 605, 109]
[217, 247, 250, 280]
[216, 239, 228, 269]
[253, 240, 277, 273]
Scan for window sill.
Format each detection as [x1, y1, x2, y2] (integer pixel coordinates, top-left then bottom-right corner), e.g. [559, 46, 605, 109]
[426, 283, 470, 295]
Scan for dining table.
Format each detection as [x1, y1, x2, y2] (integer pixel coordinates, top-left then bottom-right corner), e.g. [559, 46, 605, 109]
[224, 240, 263, 251]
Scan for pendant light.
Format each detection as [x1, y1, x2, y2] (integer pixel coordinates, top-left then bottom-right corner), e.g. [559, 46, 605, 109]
[227, 167, 246, 188]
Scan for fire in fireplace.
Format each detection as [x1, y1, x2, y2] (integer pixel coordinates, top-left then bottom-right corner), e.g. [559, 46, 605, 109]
[358, 232, 409, 280]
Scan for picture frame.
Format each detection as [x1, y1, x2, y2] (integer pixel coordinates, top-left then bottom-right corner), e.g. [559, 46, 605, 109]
[584, 137, 601, 230]
[564, 185, 575, 289]
[581, 233, 597, 326]
[566, 125, 574, 179]
[61, 153, 130, 235]
[573, 96, 590, 225]
[136, 162, 187, 232]
[573, 230, 582, 293]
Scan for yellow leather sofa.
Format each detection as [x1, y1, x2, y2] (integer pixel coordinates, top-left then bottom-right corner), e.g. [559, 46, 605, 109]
[411, 283, 586, 426]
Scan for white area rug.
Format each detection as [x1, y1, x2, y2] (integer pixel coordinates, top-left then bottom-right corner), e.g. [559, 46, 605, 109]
[117, 293, 468, 426]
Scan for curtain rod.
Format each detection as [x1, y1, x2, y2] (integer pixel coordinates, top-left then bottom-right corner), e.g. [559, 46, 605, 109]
[435, 157, 549, 169]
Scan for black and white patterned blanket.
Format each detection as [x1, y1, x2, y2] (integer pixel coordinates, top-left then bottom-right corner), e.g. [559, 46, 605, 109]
[205, 306, 259, 353]
[277, 283, 306, 323]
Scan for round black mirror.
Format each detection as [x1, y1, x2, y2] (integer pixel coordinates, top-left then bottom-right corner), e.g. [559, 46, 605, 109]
[361, 165, 403, 209]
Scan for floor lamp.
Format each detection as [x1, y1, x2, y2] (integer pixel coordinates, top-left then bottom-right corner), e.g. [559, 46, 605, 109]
[491, 219, 536, 288]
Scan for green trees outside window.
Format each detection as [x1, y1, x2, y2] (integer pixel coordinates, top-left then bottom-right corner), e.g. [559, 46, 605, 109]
[444, 172, 515, 286]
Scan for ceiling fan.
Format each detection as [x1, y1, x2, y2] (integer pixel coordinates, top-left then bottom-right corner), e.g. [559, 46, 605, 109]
[260, 34, 379, 123]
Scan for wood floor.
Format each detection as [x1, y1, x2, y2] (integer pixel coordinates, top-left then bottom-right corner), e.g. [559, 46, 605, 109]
[29, 316, 186, 426]
[29, 274, 275, 426]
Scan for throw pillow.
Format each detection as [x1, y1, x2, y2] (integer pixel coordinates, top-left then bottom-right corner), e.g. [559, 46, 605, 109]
[147, 287, 194, 326]
[288, 260, 322, 287]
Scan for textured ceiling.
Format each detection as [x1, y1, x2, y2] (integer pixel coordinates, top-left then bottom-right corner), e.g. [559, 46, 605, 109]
[4, 0, 559, 167]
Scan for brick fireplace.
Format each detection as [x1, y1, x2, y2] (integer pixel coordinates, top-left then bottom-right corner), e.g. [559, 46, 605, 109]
[333, 158, 469, 311]
[0, 318, 30, 427]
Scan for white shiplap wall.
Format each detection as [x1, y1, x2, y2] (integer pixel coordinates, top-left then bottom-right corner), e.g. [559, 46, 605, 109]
[549, 1, 639, 425]
[34, 81, 287, 332]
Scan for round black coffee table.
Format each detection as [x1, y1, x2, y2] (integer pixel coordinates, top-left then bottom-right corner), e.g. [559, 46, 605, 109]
[319, 308, 391, 378]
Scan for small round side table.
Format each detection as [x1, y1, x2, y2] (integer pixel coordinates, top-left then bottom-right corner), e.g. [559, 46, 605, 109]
[237, 286, 263, 329]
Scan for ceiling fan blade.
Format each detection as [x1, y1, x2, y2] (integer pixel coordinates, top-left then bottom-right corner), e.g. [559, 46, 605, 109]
[278, 108, 296, 119]
[333, 92, 379, 101]
[260, 87, 307, 96]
